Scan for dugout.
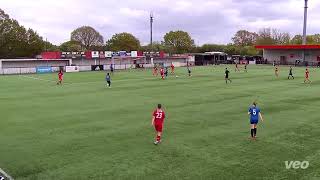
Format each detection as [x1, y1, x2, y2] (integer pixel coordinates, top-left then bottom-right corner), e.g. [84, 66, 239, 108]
[194, 52, 228, 66]
[255, 45, 320, 66]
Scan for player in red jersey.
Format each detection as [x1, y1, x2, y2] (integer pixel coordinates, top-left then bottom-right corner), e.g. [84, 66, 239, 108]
[160, 67, 165, 80]
[304, 68, 311, 83]
[153, 66, 158, 76]
[152, 104, 166, 145]
[57, 70, 64, 85]
[171, 63, 175, 74]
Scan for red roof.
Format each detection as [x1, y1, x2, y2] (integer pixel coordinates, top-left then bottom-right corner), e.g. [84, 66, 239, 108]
[255, 45, 320, 50]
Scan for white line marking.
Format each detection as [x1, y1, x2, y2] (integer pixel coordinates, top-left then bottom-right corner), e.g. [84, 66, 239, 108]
[18, 74, 157, 86]
[0, 167, 14, 180]
[19, 75, 56, 83]
[18, 74, 193, 87]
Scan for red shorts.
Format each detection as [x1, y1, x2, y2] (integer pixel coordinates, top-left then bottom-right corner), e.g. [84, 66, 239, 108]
[154, 121, 164, 132]
[59, 77, 63, 81]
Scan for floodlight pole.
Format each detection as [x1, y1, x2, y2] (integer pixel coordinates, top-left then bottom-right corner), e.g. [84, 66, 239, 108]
[150, 12, 154, 51]
[302, 0, 308, 45]
[302, 0, 308, 62]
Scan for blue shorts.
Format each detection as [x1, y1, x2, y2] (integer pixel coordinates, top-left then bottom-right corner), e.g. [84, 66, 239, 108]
[250, 120, 259, 125]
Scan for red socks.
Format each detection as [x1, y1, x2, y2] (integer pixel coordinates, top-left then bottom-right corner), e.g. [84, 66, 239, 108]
[156, 135, 161, 142]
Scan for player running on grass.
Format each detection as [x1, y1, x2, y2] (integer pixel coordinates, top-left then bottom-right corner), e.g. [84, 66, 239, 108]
[165, 67, 168, 78]
[153, 65, 158, 76]
[304, 68, 311, 83]
[225, 68, 232, 84]
[110, 64, 114, 75]
[235, 63, 240, 72]
[248, 102, 264, 140]
[187, 66, 192, 77]
[288, 66, 294, 80]
[275, 66, 279, 78]
[160, 67, 165, 80]
[171, 63, 175, 74]
[244, 63, 248, 72]
[152, 104, 166, 145]
[105, 73, 111, 88]
[57, 70, 63, 85]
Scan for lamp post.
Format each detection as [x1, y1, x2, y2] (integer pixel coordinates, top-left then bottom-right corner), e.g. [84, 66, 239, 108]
[150, 12, 154, 52]
[302, 0, 308, 63]
[302, 0, 308, 45]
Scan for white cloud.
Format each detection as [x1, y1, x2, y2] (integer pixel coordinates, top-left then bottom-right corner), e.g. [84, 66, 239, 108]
[0, 0, 319, 45]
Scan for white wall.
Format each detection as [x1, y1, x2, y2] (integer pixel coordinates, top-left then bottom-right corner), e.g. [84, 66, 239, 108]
[1, 68, 36, 75]
[264, 49, 320, 63]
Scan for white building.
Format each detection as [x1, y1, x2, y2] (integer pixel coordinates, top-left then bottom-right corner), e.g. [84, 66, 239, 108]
[255, 45, 320, 66]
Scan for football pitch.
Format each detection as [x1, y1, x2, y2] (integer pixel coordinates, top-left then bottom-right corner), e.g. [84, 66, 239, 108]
[0, 65, 320, 180]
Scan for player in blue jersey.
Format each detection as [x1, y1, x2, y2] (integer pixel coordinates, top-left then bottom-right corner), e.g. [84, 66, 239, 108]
[248, 102, 264, 139]
[106, 73, 111, 88]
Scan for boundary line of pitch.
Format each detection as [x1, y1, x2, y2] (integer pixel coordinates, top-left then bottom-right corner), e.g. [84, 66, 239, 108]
[0, 167, 14, 180]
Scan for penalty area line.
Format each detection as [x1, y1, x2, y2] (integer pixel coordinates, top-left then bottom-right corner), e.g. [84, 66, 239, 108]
[0, 167, 14, 180]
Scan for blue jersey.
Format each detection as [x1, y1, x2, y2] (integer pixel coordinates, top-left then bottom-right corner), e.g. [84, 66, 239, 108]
[248, 106, 260, 121]
[106, 75, 111, 81]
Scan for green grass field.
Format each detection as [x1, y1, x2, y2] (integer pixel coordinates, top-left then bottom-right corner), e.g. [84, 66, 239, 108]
[0, 65, 320, 180]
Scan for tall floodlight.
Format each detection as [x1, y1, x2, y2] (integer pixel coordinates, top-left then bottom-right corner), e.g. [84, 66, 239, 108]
[303, 0, 308, 45]
[150, 12, 154, 51]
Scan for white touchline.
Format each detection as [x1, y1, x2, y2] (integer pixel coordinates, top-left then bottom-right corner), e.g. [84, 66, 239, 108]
[0, 167, 14, 180]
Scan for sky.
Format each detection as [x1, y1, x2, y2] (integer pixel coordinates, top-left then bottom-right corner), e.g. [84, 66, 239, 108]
[1, 0, 320, 46]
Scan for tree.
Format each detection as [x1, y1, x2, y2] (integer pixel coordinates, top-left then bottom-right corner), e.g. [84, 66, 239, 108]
[26, 28, 46, 57]
[106, 32, 140, 52]
[44, 41, 59, 51]
[0, 9, 9, 20]
[291, 35, 303, 44]
[59, 40, 83, 52]
[224, 44, 240, 55]
[163, 30, 195, 54]
[71, 26, 104, 50]
[256, 28, 276, 45]
[256, 28, 291, 45]
[0, 8, 50, 58]
[271, 29, 291, 45]
[311, 34, 320, 44]
[141, 41, 167, 52]
[290, 34, 320, 45]
[198, 44, 225, 53]
[0, 18, 29, 58]
[232, 30, 258, 46]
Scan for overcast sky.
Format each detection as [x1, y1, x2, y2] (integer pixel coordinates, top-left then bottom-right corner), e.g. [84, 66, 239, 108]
[1, 0, 320, 45]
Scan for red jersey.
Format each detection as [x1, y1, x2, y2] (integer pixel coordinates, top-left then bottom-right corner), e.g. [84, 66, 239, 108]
[171, 64, 174, 69]
[305, 70, 309, 78]
[153, 109, 165, 123]
[160, 69, 164, 75]
[58, 72, 63, 80]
